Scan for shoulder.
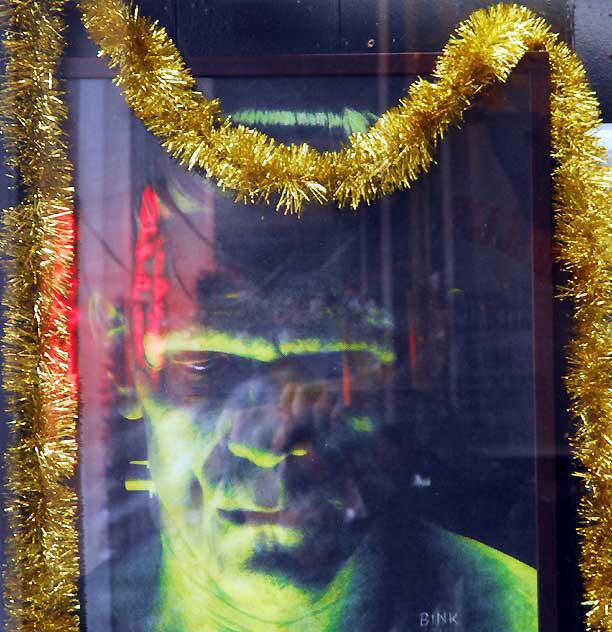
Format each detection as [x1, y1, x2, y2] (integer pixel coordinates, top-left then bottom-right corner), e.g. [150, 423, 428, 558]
[431, 527, 538, 632]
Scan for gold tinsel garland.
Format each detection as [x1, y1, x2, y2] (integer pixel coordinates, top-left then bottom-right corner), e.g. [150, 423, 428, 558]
[78, 0, 554, 214]
[78, 1, 605, 214]
[77, 2, 612, 629]
[1, 0, 79, 630]
[1, 0, 611, 630]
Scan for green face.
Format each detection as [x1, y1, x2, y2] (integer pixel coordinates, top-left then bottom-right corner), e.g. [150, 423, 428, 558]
[140, 320, 395, 627]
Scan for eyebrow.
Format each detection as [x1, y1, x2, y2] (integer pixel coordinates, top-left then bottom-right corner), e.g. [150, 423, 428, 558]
[155, 328, 395, 364]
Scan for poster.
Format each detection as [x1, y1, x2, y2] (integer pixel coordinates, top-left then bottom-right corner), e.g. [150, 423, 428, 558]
[74, 60, 551, 631]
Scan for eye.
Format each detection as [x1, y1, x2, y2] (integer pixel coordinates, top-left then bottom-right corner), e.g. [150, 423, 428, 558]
[178, 356, 223, 373]
[164, 352, 263, 405]
[188, 362, 208, 372]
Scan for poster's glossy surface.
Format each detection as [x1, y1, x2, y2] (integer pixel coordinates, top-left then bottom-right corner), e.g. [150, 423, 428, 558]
[74, 61, 550, 631]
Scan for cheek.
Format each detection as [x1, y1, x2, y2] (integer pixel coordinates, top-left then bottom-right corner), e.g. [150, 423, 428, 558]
[142, 397, 233, 530]
[143, 401, 208, 503]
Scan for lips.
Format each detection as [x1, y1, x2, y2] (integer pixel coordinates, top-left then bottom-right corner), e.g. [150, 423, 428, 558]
[218, 501, 340, 528]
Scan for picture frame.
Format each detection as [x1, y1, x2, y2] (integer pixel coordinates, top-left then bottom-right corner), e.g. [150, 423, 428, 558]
[70, 52, 555, 631]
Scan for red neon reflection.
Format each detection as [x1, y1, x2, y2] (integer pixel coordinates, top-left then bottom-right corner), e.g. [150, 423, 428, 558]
[408, 322, 417, 382]
[40, 211, 78, 436]
[342, 351, 352, 407]
[131, 186, 169, 386]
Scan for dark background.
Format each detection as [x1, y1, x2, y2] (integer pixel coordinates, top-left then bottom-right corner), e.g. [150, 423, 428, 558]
[2, 0, 611, 630]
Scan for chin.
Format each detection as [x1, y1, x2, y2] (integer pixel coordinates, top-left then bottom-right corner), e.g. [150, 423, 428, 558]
[202, 517, 304, 571]
[246, 523, 367, 587]
[247, 548, 345, 588]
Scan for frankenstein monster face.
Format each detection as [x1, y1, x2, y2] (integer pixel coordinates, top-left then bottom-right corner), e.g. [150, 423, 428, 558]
[124, 163, 408, 629]
[137, 282, 396, 630]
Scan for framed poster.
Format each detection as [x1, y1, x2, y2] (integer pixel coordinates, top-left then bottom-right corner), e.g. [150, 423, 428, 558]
[71, 53, 555, 631]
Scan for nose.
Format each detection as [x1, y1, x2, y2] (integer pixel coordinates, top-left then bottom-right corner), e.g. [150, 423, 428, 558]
[203, 377, 334, 503]
[203, 401, 289, 509]
[226, 438, 306, 468]
[225, 380, 326, 463]
[272, 380, 330, 453]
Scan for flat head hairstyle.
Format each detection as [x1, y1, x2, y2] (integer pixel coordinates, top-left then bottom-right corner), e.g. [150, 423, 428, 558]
[119, 140, 457, 509]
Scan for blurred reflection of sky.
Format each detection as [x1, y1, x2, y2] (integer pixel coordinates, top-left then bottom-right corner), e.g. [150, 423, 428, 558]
[597, 124, 612, 166]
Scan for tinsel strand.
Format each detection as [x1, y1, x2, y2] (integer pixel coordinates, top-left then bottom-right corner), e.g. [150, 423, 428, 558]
[1, 0, 79, 630]
[77, 0, 554, 215]
[77, 2, 612, 629]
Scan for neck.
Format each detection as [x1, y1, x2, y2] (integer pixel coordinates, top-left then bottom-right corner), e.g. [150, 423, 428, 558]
[154, 530, 383, 632]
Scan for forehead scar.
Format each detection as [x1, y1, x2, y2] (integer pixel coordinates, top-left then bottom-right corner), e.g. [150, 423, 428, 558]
[153, 329, 277, 362]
